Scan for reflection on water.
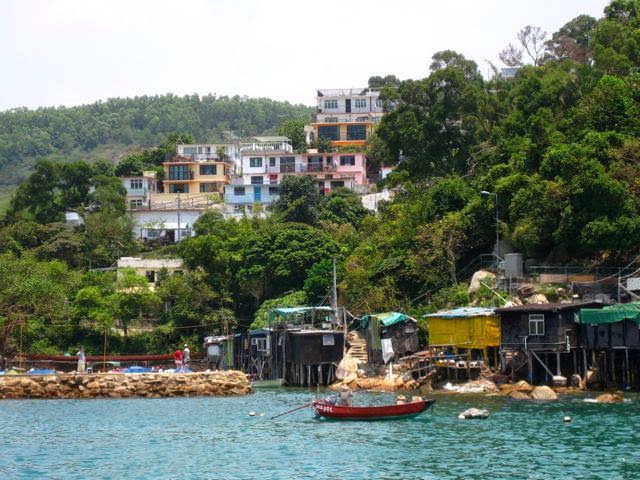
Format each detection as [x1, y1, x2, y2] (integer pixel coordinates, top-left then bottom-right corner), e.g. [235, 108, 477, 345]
[1, 390, 639, 479]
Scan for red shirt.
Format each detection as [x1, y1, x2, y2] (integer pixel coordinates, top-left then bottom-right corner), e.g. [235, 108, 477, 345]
[173, 349, 183, 361]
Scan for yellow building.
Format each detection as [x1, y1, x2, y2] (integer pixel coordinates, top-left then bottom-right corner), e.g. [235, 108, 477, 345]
[424, 307, 501, 367]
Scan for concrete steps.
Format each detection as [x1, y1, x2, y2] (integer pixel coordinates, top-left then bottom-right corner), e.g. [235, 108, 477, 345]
[347, 331, 368, 363]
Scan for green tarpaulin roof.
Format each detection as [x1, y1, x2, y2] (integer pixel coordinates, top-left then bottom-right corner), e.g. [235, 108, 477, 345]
[580, 303, 640, 325]
[362, 312, 415, 328]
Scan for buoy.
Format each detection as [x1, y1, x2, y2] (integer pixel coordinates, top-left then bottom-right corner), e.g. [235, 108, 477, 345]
[259, 413, 264, 416]
[249, 411, 256, 416]
[563, 416, 571, 423]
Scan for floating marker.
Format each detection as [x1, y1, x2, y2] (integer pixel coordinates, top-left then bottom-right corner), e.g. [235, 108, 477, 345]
[563, 416, 571, 423]
[249, 411, 256, 416]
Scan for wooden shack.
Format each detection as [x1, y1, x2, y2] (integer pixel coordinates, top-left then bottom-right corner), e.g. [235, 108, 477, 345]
[203, 335, 234, 370]
[496, 301, 602, 384]
[362, 312, 419, 364]
[579, 302, 640, 388]
[424, 307, 500, 367]
[267, 306, 343, 386]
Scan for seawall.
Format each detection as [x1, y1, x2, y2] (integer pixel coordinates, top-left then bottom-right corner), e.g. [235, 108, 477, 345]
[0, 371, 252, 399]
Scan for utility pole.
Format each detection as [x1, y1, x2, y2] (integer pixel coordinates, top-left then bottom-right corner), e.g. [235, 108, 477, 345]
[176, 192, 181, 243]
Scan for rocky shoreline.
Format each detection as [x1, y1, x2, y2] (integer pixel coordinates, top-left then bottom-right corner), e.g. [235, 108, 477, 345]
[0, 371, 251, 399]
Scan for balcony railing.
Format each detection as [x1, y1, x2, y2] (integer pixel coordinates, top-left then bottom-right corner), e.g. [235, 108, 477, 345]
[170, 154, 233, 164]
[314, 115, 381, 124]
[266, 163, 338, 174]
[240, 142, 293, 153]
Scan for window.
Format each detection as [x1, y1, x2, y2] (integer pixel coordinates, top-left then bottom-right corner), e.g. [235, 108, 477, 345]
[169, 184, 188, 193]
[375, 99, 383, 108]
[249, 157, 262, 168]
[330, 181, 345, 188]
[130, 179, 142, 190]
[347, 124, 367, 140]
[251, 176, 263, 184]
[280, 156, 296, 173]
[326, 156, 333, 164]
[199, 183, 217, 193]
[145, 271, 155, 283]
[269, 157, 276, 167]
[324, 99, 338, 109]
[183, 147, 197, 155]
[318, 125, 340, 141]
[199, 165, 217, 175]
[234, 187, 246, 196]
[269, 174, 278, 184]
[168, 165, 190, 180]
[340, 155, 356, 166]
[355, 99, 367, 108]
[322, 335, 335, 346]
[129, 199, 143, 209]
[529, 314, 545, 336]
[269, 187, 279, 196]
[251, 337, 268, 353]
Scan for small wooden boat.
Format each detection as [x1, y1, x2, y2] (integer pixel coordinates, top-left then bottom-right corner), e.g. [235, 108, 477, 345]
[313, 399, 435, 421]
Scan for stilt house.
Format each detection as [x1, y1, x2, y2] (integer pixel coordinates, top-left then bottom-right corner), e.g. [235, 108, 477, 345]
[361, 312, 419, 364]
[424, 307, 500, 367]
[496, 301, 602, 384]
[579, 302, 640, 389]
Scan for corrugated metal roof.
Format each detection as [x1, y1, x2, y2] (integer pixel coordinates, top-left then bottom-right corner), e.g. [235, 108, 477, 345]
[424, 307, 496, 318]
[495, 301, 603, 313]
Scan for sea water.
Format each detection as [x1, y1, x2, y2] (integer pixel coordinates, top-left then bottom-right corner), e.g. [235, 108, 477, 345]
[1, 390, 639, 479]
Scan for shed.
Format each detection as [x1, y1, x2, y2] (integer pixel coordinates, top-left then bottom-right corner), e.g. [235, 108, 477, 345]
[203, 335, 234, 370]
[424, 307, 500, 366]
[362, 312, 419, 364]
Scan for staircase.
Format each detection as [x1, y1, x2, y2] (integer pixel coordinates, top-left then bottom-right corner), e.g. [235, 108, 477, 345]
[347, 331, 368, 364]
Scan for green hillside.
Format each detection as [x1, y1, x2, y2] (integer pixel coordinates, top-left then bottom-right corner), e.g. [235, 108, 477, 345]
[0, 93, 313, 202]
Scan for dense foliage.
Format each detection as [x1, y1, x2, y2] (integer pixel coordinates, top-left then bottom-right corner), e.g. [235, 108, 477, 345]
[0, 94, 312, 193]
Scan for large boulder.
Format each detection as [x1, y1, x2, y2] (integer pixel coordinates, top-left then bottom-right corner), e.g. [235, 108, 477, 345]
[525, 294, 549, 304]
[530, 385, 558, 400]
[509, 391, 531, 400]
[335, 354, 359, 380]
[469, 271, 496, 295]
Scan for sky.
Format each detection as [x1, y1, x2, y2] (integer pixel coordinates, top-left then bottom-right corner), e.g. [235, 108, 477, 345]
[0, 0, 612, 111]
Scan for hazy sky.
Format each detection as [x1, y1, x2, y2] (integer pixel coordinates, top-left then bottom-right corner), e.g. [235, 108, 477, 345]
[0, 0, 611, 111]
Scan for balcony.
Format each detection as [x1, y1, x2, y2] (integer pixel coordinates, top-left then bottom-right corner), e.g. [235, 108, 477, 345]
[314, 115, 381, 124]
[170, 154, 233, 165]
[266, 163, 337, 174]
[240, 141, 293, 153]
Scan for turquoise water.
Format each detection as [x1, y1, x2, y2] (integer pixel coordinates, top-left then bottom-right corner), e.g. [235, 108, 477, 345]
[1, 390, 639, 479]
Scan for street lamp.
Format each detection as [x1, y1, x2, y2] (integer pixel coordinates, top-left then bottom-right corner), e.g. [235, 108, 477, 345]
[480, 190, 499, 263]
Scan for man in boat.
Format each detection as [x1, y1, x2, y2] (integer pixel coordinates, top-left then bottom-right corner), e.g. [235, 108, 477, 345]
[338, 386, 353, 407]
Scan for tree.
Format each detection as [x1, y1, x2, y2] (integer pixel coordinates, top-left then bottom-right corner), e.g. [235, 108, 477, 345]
[546, 15, 597, 62]
[319, 188, 369, 228]
[251, 291, 308, 329]
[0, 253, 75, 355]
[368, 75, 401, 88]
[500, 26, 549, 67]
[272, 175, 323, 224]
[278, 118, 308, 152]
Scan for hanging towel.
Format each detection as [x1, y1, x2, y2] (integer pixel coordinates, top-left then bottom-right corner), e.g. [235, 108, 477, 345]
[381, 338, 394, 364]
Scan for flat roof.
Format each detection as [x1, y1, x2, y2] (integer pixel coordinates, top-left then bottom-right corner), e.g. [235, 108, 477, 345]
[495, 301, 603, 313]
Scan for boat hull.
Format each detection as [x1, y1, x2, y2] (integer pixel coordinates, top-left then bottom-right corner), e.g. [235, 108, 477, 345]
[251, 379, 285, 389]
[313, 399, 435, 421]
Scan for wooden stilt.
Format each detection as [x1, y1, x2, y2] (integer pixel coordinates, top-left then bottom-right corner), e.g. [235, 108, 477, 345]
[556, 352, 561, 377]
[527, 350, 533, 384]
[582, 349, 588, 383]
[625, 348, 630, 388]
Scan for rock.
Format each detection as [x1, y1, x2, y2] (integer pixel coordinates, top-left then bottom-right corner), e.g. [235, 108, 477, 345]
[517, 284, 540, 299]
[530, 385, 558, 400]
[509, 391, 531, 400]
[469, 270, 496, 295]
[594, 393, 623, 404]
[335, 354, 359, 380]
[458, 408, 490, 419]
[343, 372, 358, 385]
[525, 294, 549, 304]
[569, 374, 584, 389]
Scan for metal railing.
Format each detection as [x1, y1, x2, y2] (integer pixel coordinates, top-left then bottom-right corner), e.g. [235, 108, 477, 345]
[266, 163, 338, 174]
[171, 154, 233, 164]
[240, 142, 293, 153]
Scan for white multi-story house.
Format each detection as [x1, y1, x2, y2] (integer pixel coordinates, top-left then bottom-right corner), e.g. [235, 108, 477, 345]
[223, 137, 369, 215]
[309, 88, 384, 147]
[121, 171, 158, 210]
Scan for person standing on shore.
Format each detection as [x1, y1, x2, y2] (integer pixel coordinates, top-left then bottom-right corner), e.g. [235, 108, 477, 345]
[76, 347, 86, 373]
[173, 347, 183, 372]
[182, 344, 190, 372]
